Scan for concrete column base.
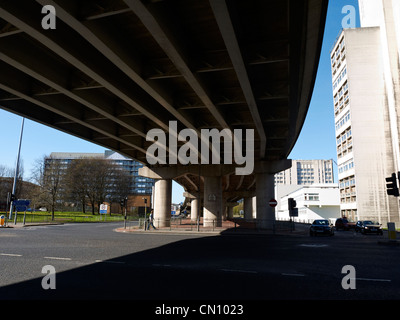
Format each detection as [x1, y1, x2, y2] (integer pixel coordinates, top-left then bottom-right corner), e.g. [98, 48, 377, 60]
[243, 197, 253, 220]
[190, 198, 199, 222]
[153, 179, 172, 228]
[256, 172, 275, 229]
[203, 176, 222, 227]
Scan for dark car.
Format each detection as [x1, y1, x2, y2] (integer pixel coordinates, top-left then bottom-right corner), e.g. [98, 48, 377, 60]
[355, 220, 383, 235]
[335, 217, 356, 230]
[310, 219, 334, 236]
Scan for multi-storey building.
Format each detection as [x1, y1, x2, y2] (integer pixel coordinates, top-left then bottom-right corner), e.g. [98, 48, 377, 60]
[48, 151, 154, 195]
[329, 0, 400, 224]
[274, 159, 334, 185]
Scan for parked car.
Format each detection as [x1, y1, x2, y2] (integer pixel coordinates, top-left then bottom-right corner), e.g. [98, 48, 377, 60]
[355, 220, 383, 235]
[310, 219, 334, 236]
[335, 217, 356, 230]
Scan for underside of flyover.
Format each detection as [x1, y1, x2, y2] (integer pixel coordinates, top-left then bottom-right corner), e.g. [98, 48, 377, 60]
[0, 0, 327, 227]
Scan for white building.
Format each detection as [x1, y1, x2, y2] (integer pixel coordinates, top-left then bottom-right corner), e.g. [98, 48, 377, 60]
[274, 159, 334, 185]
[48, 150, 154, 195]
[276, 184, 340, 223]
[329, 0, 400, 225]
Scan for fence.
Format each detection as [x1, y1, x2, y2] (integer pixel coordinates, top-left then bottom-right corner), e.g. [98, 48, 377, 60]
[132, 217, 298, 233]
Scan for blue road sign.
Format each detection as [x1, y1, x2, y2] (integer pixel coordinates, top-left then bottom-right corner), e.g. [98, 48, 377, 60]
[14, 200, 31, 212]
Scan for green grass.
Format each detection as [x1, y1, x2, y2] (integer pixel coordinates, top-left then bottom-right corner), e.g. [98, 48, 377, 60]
[0, 211, 138, 224]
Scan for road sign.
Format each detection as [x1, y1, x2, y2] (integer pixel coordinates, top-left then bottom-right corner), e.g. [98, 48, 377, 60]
[13, 199, 30, 207]
[14, 199, 31, 212]
[269, 199, 277, 207]
[99, 204, 108, 214]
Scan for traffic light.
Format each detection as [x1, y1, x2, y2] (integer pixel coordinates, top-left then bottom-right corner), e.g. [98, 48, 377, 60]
[288, 198, 297, 210]
[386, 173, 399, 196]
[120, 197, 127, 208]
[386, 173, 399, 197]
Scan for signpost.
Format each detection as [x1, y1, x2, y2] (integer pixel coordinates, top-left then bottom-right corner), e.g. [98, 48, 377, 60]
[99, 204, 107, 214]
[12, 199, 30, 225]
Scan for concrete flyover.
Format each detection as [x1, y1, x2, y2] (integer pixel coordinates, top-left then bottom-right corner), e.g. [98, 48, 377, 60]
[0, 0, 328, 228]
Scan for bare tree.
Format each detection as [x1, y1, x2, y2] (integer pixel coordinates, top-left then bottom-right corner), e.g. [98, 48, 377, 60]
[109, 166, 131, 214]
[82, 158, 116, 215]
[0, 161, 24, 204]
[64, 159, 88, 213]
[30, 155, 64, 220]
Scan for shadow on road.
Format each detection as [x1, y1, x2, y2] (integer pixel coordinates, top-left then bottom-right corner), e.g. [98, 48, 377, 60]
[0, 233, 302, 300]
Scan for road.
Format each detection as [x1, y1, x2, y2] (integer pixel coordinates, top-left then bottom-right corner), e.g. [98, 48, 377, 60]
[0, 222, 399, 304]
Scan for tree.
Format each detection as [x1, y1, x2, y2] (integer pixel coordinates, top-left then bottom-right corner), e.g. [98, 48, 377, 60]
[109, 166, 131, 215]
[0, 162, 24, 203]
[82, 158, 115, 215]
[30, 155, 64, 220]
[64, 159, 88, 213]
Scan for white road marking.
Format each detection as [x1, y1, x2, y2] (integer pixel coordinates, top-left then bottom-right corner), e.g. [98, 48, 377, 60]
[44, 256, 72, 261]
[95, 260, 125, 264]
[281, 273, 305, 277]
[355, 277, 391, 282]
[298, 244, 328, 248]
[0, 253, 22, 257]
[220, 269, 258, 274]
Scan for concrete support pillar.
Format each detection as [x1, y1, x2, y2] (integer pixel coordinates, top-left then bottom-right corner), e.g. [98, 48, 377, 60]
[222, 197, 227, 221]
[252, 196, 257, 219]
[227, 206, 233, 219]
[153, 179, 172, 227]
[256, 172, 275, 229]
[203, 176, 222, 227]
[190, 198, 199, 222]
[243, 197, 253, 220]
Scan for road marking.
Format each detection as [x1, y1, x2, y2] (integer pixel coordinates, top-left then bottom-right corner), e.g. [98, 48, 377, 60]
[0, 253, 22, 257]
[220, 269, 258, 274]
[44, 256, 72, 261]
[95, 260, 125, 264]
[355, 278, 391, 282]
[298, 244, 328, 248]
[152, 264, 172, 267]
[281, 273, 305, 277]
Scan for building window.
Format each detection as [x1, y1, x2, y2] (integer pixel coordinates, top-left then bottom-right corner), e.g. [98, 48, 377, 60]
[305, 193, 319, 201]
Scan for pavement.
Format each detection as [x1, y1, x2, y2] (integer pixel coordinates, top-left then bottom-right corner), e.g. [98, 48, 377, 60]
[114, 218, 310, 236]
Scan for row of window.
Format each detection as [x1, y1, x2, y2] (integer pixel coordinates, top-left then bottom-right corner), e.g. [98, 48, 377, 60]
[339, 175, 356, 189]
[335, 110, 351, 131]
[337, 128, 352, 145]
[338, 158, 354, 174]
[304, 193, 319, 201]
[333, 67, 347, 93]
[331, 37, 345, 68]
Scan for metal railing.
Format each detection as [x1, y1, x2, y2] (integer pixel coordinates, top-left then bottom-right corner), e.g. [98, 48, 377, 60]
[129, 217, 299, 233]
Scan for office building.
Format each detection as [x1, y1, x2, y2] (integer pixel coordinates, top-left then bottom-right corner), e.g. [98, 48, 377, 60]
[329, 0, 400, 224]
[48, 151, 154, 195]
[274, 159, 334, 185]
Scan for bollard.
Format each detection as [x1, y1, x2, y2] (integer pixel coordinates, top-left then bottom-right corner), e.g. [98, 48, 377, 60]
[388, 222, 396, 241]
[0, 215, 4, 227]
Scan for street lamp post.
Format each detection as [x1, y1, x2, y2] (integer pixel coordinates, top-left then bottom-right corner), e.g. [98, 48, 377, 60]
[8, 117, 25, 221]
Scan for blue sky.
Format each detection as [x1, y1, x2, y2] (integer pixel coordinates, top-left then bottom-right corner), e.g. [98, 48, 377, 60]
[0, 0, 359, 203]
